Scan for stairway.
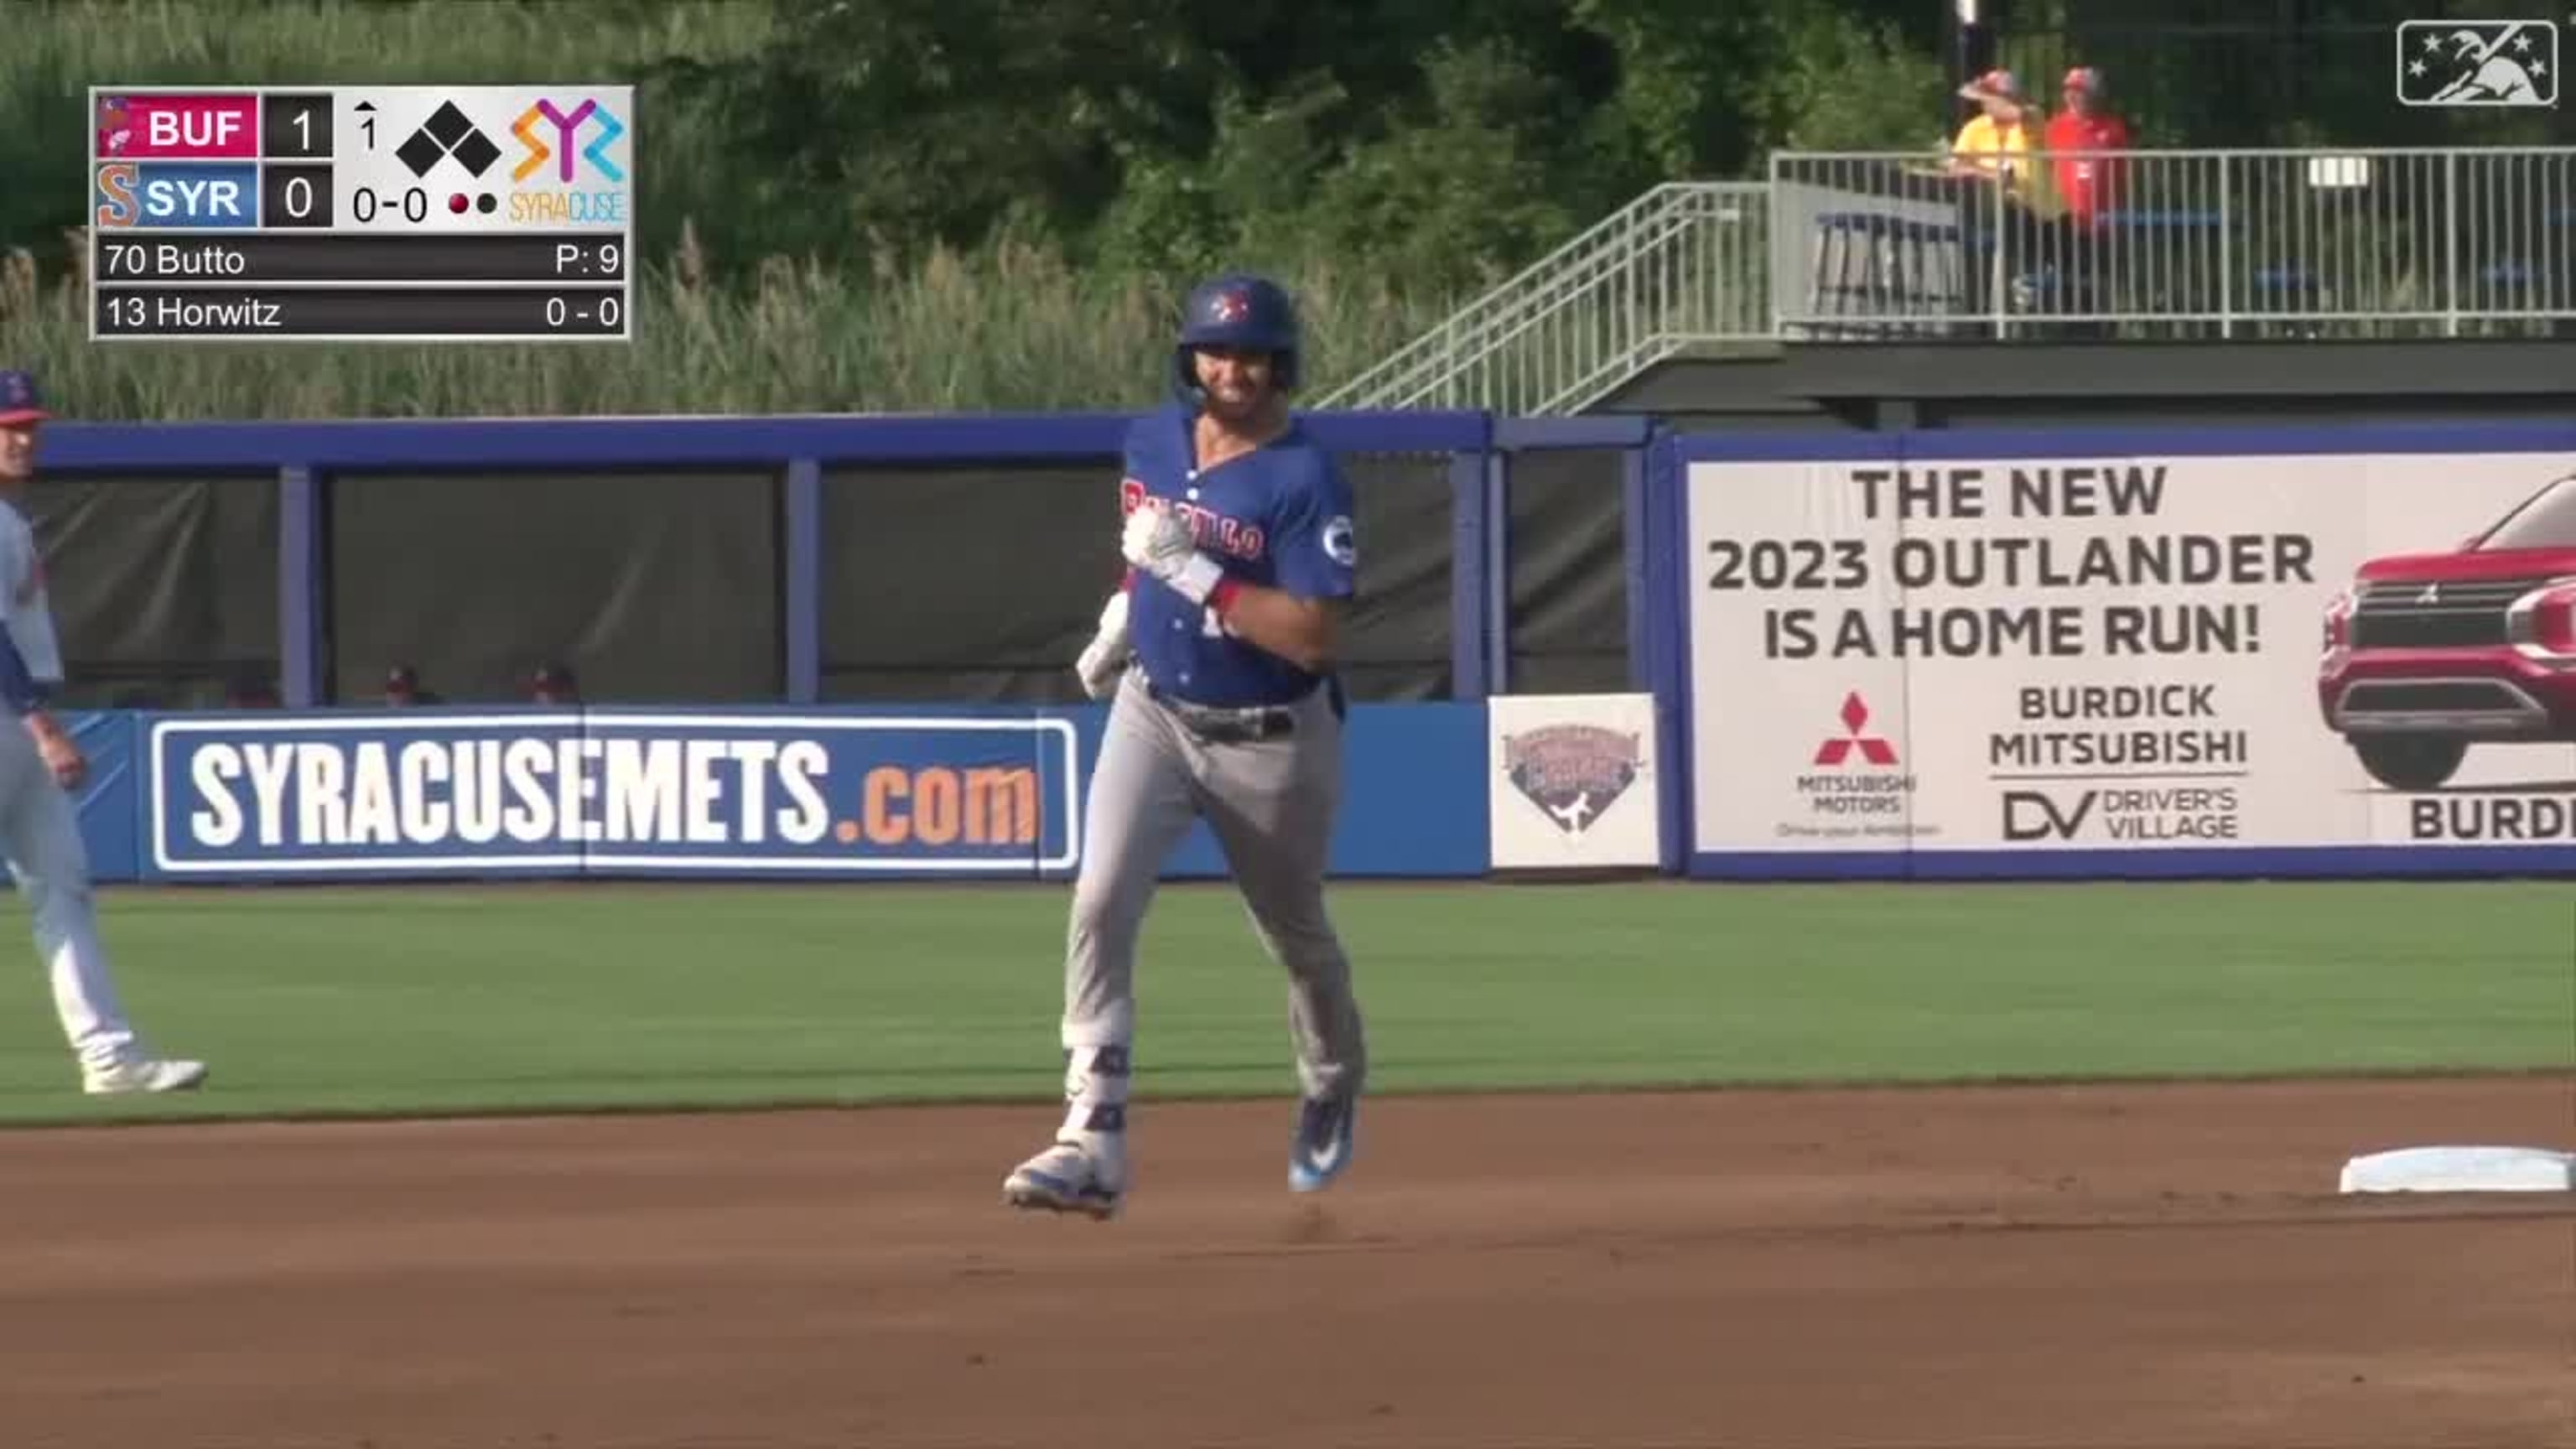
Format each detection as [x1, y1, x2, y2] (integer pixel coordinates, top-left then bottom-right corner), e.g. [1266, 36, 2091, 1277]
[1311, 181, 1775, 417]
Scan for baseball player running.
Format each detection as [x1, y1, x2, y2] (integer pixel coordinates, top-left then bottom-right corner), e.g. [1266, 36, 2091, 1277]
[0, 371, 207, 1095]
[1004, 274, 1366, 1219]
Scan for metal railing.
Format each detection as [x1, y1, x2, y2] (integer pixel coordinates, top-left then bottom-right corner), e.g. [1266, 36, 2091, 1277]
[1770, 146, 2576, 340]
[1317, 146, 2576, 417]
[1310, 182, 1774, 416]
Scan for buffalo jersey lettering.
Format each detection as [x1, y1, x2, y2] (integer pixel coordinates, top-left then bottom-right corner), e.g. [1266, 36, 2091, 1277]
[1119, 401, 1357, 708]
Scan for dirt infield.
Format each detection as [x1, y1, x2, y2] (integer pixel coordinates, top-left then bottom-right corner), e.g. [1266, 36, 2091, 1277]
[3, 1074, 2570, 1448]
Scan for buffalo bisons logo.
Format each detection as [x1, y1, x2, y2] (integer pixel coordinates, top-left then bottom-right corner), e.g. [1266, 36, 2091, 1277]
[1503, 724, 1644, 838]
[97, 96, 134, 156]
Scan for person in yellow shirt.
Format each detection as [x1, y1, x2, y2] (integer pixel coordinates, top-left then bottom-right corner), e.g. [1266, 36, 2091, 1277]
[1946, 69, 2036, 196]
[1944, 69, 2040, 325]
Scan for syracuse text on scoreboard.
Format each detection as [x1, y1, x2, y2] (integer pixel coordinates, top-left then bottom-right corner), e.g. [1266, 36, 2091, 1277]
[88, 86, 633, 343]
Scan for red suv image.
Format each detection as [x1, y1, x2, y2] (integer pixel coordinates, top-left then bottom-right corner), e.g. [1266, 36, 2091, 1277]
[2319, 470, 2576, 792]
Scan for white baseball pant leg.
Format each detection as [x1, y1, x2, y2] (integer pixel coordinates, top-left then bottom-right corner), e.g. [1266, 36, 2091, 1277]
[1057, 669, 1202, 1141]
[0, 722, 139, 1069]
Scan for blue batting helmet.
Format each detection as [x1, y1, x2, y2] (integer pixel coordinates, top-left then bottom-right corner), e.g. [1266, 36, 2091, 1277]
[1173, 273, 1301, 397]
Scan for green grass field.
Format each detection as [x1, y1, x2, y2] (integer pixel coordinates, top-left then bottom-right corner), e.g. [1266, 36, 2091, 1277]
[0, 880, 2565, 1126]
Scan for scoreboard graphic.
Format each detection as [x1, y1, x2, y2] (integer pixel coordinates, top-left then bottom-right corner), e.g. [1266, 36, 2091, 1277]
[89, 86, 634, 343]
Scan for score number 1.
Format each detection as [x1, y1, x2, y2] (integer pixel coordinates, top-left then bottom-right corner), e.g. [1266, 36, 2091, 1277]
[335, 103, 417, 224]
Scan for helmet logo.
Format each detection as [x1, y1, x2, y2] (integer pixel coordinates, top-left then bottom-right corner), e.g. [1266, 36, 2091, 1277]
[1211, 290, 1250, 324]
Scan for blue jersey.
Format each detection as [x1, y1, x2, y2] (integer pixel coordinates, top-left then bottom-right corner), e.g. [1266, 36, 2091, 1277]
[1119, 400, 1357, 708]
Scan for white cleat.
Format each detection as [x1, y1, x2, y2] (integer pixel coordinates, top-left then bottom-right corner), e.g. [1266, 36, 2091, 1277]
[82, 1057, 210, 1096]
[1002, 1139, 1124, 1220]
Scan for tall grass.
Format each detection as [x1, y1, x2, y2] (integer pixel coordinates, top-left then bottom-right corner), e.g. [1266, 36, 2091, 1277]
[2, 0, 1462, 418]
[1, 226, 1452, 419]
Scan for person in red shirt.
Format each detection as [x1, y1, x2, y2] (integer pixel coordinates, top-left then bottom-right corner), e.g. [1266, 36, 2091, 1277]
[2045, 66, 2132, 227]
[2042, 66, 2132, 330]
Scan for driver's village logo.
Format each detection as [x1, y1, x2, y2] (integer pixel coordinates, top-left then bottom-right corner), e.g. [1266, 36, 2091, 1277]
[1501, 724, 1644, 838]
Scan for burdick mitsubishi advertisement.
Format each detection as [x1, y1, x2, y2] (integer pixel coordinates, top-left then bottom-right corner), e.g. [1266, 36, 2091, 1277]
[1683, 444, 2576, 866]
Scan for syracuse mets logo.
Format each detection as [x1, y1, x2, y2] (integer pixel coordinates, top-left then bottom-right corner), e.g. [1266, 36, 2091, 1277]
[1502, 724, 1644, 838]
[512, 97, 626, 184]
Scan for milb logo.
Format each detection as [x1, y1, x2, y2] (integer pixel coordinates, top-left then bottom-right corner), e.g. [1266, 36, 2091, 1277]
[2396, 20, 2558, 107]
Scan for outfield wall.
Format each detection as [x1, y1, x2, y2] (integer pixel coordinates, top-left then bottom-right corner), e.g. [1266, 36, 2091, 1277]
[32, 413, 1653, 710]
[61, 696, 1669, 883]
[34, 413, 2576, 885]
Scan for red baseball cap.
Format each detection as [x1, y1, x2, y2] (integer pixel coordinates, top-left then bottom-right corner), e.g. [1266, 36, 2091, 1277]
[0, 370, 49, 426]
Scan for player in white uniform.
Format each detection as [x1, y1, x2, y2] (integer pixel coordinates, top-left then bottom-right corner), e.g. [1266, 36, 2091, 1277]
[0, 371, 207, 1095]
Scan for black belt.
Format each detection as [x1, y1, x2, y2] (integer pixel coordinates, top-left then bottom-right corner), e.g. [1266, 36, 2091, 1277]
[1145, 682, 1298, 742]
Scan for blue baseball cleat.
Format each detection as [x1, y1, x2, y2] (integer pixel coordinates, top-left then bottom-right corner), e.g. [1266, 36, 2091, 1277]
[1287, 1092, 1357, 1192]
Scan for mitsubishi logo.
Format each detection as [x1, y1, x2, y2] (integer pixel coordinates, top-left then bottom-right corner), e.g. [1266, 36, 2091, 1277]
[2416, 583, 2441, 605]
[1814, 692, 1898, 768]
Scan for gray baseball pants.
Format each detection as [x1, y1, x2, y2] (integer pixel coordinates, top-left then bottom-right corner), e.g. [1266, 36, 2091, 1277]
[1055, 667, 1366, 1138]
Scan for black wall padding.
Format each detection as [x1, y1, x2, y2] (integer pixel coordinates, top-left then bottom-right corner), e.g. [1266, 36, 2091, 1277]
[1504, 449, 1633, 693]
[328, 470, 782, 704]
[823, 454, 1457, 704]
[25, 475, 278, 708]
[1337, 454, 1454, 703]
[822, 463, 1122, 705]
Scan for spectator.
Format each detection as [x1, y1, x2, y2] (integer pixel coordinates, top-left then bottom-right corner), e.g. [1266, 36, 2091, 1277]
[1946, 69, 2036, 195]
[221, 668, 279, 709]
[529, 661, 580, 705]
[382, 664, 443, 706]
[2046, 67, 2132, 228]
[2043, 66, 2133, 331]
[1945, 69, 2041, 326]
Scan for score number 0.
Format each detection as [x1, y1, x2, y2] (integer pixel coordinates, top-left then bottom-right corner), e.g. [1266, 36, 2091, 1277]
[346, 186, 429, 224]
[547, 294, 623, 329]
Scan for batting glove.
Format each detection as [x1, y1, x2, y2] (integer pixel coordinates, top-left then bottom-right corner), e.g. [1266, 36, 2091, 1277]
[1074, 589, 1132, 701]
[1121, 501, 1226, 607]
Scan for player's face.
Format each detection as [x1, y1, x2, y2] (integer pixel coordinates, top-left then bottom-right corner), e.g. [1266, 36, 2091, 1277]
[0, 423, 37, 483]
[1192, 346, 1280, 421]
